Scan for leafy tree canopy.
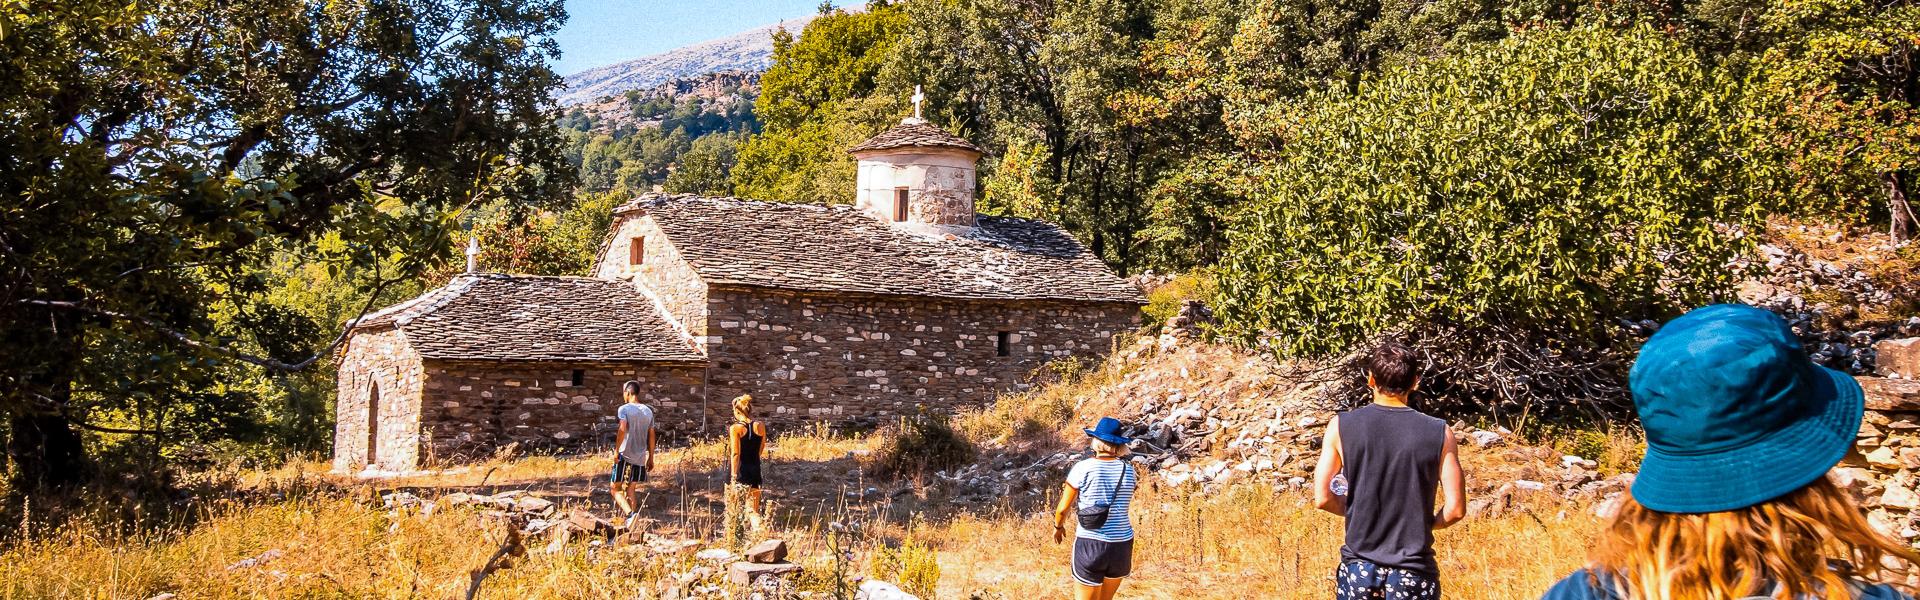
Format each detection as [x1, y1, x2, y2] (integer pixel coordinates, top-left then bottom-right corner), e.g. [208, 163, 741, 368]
[0, 0, 572, 487]
[1212, 25, 1766, 356]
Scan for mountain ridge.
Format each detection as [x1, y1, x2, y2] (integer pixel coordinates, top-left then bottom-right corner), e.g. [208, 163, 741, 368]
[557, 14, 817, 106]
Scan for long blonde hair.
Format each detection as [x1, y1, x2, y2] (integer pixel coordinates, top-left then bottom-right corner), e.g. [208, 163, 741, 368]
[1589, 477, 1920, 599]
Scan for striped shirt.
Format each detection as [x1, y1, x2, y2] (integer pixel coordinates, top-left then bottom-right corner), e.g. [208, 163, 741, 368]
[1068, 457, 1137, 542]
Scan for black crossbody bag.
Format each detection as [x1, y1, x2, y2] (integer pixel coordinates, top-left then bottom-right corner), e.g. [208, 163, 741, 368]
[1076, 460, 1130, 530]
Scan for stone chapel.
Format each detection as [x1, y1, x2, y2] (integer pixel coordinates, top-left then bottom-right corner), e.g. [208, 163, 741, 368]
[332, 109, 1144, 472]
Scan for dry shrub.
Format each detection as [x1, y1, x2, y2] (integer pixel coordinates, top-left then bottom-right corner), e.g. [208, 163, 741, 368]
[869, 413, 976, 480]
[1323, 322, 1637, 423]
[871, 537, 941, 597]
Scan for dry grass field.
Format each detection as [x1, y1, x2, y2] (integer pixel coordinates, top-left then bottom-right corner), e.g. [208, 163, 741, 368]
[0, 425, 1603, 600]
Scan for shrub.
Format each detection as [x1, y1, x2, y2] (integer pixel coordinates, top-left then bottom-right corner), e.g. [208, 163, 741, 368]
[1213, 25, 1764, 359]
[870, 538, 941, 597]
[1142, 271, 1217, 330]
[870, 413, 976, 479]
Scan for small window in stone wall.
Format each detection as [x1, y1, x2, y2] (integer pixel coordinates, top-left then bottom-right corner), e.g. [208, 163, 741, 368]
[629, 236, 646, 265]
[571, 369, 585, 387]
[996, 331, 1012, 357]
[893, 188, 909, 222]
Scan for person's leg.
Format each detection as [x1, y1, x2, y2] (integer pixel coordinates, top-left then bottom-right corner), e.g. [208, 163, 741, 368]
[610, 459, 636, 515]
[1096, 539, 1130, 600]
[746, 486, 764, 529]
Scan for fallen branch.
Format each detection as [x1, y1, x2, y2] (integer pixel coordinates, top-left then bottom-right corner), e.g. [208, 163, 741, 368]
[465, 516, 526, 600]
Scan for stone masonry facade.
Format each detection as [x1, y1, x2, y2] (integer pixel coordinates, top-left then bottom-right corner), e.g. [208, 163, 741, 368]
[334, 327, 424, 471]
[595, 214, 713, 352]
[701, 286, 1139, 425]
[414, 361, 705, 464]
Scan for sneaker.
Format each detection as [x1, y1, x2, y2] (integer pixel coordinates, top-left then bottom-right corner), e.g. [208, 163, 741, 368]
[623, 510, 640, 531]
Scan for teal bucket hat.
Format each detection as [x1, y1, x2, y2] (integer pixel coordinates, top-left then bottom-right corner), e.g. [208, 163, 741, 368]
[1629, 304, 1864, 513]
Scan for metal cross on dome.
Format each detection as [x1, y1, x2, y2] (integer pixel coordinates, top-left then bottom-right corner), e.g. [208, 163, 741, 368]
[911, 85, 925, 119]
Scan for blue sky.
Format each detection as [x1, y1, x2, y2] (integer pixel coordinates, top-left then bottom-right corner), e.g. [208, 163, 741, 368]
[551, 0, 831, 75]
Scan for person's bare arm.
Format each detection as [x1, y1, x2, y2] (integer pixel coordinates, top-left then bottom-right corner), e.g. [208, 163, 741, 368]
[1052, 481, 1081, 544]
[754, 422, 768, 460]
[1313, 416, 1347, 516]
[1434, 431, 1467, 529]
[728, 424, 743, 479]
[615, 417, 628, 458]
[646, 420, 657, 469]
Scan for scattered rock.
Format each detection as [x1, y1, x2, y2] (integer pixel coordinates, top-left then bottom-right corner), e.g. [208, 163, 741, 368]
[858, 579, 921, 600]
[225, 549, 284, 571]
[744, 539, 788, 564]
[696, 548, 737, 563]
[1469, 430, 1503, 448]
[727, 561, 802, 586]
[1877, 338, 1920, 378]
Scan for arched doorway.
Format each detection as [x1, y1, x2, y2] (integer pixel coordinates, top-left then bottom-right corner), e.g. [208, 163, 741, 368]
[366, 381, 381, 468]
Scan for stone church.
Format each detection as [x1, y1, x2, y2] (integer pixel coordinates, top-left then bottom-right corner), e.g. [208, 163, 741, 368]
[332, 112, 1144, 472]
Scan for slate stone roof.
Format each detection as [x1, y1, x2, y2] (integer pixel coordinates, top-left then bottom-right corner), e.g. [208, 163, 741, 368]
[351, 274, 704, 362]
[614, 194, 1145, 304]
[848, 120, 984, 155]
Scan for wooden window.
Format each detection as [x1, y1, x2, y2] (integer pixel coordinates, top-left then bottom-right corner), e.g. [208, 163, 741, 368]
[996, 331, 1012, 357]
[571, 369, 585, 387]
[629, 236, 645, 266]
[893, 188, 909, 222]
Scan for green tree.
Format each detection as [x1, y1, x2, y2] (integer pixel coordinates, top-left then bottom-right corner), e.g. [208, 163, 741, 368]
[1213, 25, 1765, 356]
[0, 0, 571, 487]
[665, 132, 748, 196]
[731, 5, 908, 204]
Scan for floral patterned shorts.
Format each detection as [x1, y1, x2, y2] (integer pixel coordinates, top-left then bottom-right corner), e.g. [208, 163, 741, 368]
[1335, 558, 1440, 600]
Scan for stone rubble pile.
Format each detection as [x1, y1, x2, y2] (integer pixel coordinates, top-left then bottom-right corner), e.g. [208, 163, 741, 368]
[1738, 242, 1920, 375]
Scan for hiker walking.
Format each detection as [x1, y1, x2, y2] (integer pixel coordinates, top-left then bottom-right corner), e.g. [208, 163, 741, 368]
[1053, 417, 1139, 600]
[1542, 304, 1920, 599]
[727, 394, 767, 530]
[610, 380, 656, 529]
[1313, 341, 1467, 600]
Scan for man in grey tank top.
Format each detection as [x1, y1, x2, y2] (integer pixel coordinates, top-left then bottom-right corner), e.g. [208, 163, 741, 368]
[1312, 342, 1466, 599]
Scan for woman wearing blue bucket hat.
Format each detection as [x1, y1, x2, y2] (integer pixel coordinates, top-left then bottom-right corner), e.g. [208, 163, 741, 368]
[1053, 417, 1140, 600]
[1542, 304, 1920, 600]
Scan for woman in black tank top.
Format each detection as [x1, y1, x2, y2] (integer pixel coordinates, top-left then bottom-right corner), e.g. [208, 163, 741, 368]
[727, 395, 768, 527]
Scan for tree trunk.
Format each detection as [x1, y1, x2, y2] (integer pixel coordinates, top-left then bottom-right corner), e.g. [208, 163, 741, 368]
[7, 307, 93, 490]
[1890, 170, 1915, 243]
[7, 412, 89, 490]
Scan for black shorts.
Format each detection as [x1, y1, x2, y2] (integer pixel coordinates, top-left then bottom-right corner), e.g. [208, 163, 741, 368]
[610, 455, 648, 483]
[1071, 537, 1133, 586]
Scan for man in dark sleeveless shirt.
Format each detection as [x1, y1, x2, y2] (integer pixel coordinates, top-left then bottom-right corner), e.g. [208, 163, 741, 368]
[1312, 342, 1466, 599]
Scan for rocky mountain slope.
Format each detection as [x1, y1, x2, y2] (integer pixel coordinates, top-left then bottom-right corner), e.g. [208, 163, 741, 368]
[561, 70, 759, 134]
[558, 15, 817, 106]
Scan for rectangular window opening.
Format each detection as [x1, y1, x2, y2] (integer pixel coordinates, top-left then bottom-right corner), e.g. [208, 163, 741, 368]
[629, 237, 646, 266]
[570, 369, 585, 387]
[996, 331, 1011, 357]
[893, 188, 909, 222]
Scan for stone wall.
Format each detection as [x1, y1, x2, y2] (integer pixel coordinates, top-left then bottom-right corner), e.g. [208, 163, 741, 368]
[1843, 376, 1920, 542]
[702, 286, 1140, 426]
[333, 327, 425, 472]
[596, 214, 711, 350]
[416, 360, 707, 465]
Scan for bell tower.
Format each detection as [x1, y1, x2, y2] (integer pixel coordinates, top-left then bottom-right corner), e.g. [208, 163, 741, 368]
[849, 86, 984, 230]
